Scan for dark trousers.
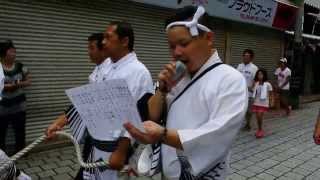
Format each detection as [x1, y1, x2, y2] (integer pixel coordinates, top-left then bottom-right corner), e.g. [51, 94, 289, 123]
[74, 169, 84, 180]
[0, 111, 26, 153]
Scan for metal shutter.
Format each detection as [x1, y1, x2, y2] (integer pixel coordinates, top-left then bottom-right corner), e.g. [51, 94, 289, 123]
[0, 0, 172, 143]
[210, 19, 226, 62]
[228, 22, 283, 79]
[0, 0, 227, 144]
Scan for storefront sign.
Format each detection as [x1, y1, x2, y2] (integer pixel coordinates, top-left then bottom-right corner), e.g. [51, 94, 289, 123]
[132, 0, 298, 30]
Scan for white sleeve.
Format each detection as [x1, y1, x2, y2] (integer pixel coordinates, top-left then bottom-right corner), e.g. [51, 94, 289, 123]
[287, 69, 292, 77]
[252, 65, 258, 78]
[268, 82, 273, 91]
[128, 69, 154, 102]
[124, 69, 154, 140]
[236, 64, 241, 71]
[274, 68, 280, 76]
[177, 73, 248, 175]
[0, 64, 4, 96]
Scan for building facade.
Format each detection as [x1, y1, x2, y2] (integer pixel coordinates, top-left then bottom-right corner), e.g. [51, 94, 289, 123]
[0, 0, 298, 143]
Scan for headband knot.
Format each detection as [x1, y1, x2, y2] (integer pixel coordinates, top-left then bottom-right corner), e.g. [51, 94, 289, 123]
[166, 6, 211, 36]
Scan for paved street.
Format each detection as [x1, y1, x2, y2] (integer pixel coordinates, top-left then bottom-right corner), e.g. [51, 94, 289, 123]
[14, 102, 320, 180]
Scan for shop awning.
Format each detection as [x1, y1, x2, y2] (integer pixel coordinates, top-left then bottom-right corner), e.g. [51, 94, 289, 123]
[277, 0, 320, 9]
[285, 30, 320, 40]
[305, 0, 320, 9]
[308, 12, 320, 19]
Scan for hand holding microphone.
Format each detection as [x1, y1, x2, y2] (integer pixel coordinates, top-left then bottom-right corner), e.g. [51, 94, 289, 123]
[158, 60, 186, 93]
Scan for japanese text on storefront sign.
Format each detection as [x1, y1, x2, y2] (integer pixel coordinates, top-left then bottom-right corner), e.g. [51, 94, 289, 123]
[131, 0, 296, 29]
[228, 0, 274, 23]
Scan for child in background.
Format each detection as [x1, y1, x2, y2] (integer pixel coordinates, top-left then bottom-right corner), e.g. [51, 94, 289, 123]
[252, 69, 273, 138]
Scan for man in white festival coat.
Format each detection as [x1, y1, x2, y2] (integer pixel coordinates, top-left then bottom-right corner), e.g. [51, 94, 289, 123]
[124, 6, 248, 180]
[46, 24, 154, 180]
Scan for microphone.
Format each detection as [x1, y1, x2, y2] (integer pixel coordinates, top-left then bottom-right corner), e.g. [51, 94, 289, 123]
[156, 61, 186, 92]
[172, 60, 186, 82]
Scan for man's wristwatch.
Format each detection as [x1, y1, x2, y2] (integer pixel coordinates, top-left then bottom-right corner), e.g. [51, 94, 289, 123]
[155, 81, 168, 94]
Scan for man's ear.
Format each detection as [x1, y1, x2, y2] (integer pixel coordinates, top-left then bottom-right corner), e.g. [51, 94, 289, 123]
[205, 31, 214, 47]
[121, 37, 129, 49]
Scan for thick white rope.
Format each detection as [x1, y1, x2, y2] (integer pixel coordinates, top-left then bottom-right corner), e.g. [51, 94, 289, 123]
[0, 131, 110, 173]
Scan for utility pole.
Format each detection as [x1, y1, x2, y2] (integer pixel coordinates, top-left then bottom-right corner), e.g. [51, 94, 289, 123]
[291, 0, 304, 109]
[294, 2, 304, 43]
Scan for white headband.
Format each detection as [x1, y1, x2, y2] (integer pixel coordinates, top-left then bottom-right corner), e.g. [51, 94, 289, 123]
[166, 6, 211, 36]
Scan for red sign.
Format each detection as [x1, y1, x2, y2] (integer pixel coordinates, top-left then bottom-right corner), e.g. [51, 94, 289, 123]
[273, 2, 298, 30]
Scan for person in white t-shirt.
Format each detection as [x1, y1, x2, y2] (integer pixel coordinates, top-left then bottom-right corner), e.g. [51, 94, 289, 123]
[252, 69, 273, 138]
[274, 58, 291, 116]
[237, 49, 258, 130]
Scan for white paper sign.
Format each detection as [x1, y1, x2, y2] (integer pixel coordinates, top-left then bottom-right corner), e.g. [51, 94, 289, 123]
[65, 79, 143, 141]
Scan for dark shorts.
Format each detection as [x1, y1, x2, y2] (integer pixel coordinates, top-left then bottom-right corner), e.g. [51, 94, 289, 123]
[279, 89, 290, 97]
[279, 90, 290, 105]
[279, 90, 290, 100]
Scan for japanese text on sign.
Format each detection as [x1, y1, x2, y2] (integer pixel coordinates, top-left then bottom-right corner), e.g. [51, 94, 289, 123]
[228, 0, 274, 23]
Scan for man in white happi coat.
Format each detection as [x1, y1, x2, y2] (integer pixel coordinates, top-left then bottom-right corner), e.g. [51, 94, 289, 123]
[124, 6, 248, 180]
[236, 49, 258, 130]
[46, 33, 110, 179]
[46, 33, 109, 140]
[46, 26, 154, 180]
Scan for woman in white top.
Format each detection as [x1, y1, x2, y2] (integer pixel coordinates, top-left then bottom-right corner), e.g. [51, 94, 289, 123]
[252, 69, 273, 138]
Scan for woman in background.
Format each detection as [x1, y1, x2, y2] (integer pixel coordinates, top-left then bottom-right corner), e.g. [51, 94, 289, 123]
[0, 40, 31, 154]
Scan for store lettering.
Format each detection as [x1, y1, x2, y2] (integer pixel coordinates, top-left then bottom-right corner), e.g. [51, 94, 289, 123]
[228, 0, 273, 18]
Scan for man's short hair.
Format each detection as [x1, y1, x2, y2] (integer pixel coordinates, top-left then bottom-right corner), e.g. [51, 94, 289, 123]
[0, 40, 15, 58]
[165, 5, 211, 35]
[110, 21, 134, 51]
[243, 49, 254, 58]
[88, 33, 104, 50]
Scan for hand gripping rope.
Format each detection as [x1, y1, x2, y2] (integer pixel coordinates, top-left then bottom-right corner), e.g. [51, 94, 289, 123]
[0, 131, 110, 173]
